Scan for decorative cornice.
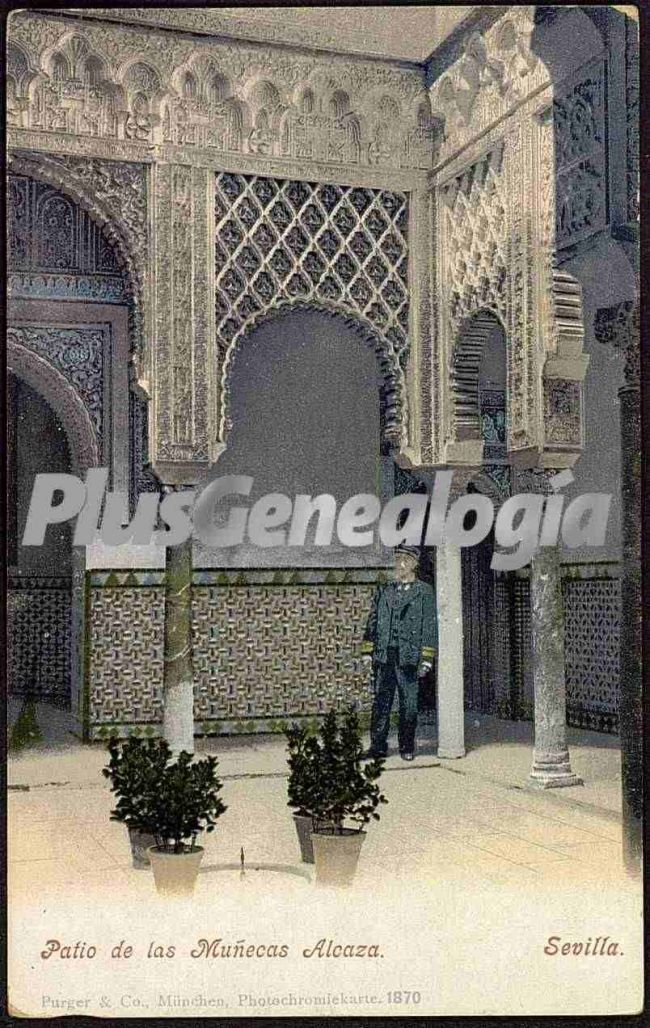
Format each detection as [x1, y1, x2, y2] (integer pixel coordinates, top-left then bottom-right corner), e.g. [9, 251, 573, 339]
[56, 7, 471, 66]
[8, 10, 435, 173]
[428, 6, 548, 165]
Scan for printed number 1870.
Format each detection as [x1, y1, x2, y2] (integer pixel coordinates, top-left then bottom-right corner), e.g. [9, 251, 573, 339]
[387, 991, 421, 1004]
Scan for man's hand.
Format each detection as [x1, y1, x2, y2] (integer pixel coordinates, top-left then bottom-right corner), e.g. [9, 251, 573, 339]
[361, 655, 373, 670]
[418, 661, 432, 678]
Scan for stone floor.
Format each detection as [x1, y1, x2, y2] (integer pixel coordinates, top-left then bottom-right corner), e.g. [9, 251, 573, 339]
[7, 702, 642, 1018]
[8, 699, 623, 813]
[7, 701, 630, 893]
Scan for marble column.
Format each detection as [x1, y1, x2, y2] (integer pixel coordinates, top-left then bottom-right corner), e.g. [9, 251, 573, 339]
[595, 301, 641, 873]
[436, 542, 466, 758]
[529, 543, 582, 788]
[162, 536, 194, 754]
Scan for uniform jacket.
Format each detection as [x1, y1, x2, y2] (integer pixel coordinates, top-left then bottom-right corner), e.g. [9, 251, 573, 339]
[361, 579, 437, 667]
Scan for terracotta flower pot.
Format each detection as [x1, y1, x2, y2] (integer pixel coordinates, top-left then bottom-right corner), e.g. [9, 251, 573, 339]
[147, 845, 204, 896]
[127, 827, 156, 869]
[292, 813, 315, 863]
[311, 828, 366, 887]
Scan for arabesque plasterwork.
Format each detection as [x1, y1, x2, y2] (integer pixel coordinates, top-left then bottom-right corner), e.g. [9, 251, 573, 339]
[7, 9, 437, 482]
[8, 11, 434, 172]
[7, 6, 597, 483]
[429, 5, 589, 473]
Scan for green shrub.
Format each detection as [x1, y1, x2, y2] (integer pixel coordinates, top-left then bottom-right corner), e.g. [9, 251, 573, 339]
[145, 751, 227, 854]
[102, 736, 172, 833]
[285, 707, 387, 835]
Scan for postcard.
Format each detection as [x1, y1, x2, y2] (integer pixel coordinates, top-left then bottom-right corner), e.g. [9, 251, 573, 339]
[6, 2, 643, 1019]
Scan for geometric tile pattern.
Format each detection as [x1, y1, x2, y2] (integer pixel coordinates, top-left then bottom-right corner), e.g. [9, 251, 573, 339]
[509, 571, 620, 734]
[86, 567, 621, 734]
[89, 586, 165, 727]
[7, 575, 71, 700]
[563, 577, 621, 733]
[192, 583, 374, 721]
[88, 575, 379, 731]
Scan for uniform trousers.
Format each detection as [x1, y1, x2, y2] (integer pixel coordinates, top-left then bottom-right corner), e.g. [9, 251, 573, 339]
[370, 646, 419, 755]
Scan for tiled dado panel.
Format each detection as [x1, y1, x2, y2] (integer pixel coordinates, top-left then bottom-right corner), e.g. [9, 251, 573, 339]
[510, 565, 621, 734]
[7, 575, 71, 700]
[88, 569, 384, 738]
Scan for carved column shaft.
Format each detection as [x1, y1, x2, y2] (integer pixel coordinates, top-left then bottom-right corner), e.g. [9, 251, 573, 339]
[162, 536, 194, 754]
[435, 541, 466, 759]
[528, 544, 582, 788]
[512, 470, 582, 789]
[595, 301, 641, 873]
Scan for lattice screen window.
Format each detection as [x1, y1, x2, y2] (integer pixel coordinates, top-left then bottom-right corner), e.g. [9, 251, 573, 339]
[563, 577, 621, 730]
[214, 172, 409, 367]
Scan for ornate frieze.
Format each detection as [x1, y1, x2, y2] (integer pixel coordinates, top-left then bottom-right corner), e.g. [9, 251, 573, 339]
[429, 6, 548, 166]
[8, 11, 434, 172]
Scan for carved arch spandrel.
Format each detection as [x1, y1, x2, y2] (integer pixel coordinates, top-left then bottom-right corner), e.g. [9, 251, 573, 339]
[7, 150, 148, 375]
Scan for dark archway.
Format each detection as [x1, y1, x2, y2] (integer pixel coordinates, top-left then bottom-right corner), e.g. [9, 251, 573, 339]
[7, 170, 136, 741]
[8, 373, 74, 708]
[451, 307, 506, 444]
[195, 307, 393, 569]
[461, 312, 511, 717]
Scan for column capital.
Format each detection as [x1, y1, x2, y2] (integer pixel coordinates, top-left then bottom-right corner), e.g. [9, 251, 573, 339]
[594, 300, 639, 388]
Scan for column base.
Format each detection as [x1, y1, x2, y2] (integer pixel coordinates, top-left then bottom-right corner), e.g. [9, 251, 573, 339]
[529, 750, 583, 789]
[529, 761, 583, 789]
[437, 747, 466, 759]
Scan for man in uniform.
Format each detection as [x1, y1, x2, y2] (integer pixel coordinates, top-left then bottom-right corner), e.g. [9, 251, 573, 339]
[360, 545, 437, 761]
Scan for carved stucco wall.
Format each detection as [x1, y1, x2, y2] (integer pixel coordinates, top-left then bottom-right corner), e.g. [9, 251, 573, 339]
[428, 5, 590, 471]
[7, 11, 433, 167]
[6, 6, 636, 486]
[7, 8, 437, 481]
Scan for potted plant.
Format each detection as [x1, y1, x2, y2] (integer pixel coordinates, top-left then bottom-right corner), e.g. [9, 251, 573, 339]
[302, 706, 387, 886]
[102, 736, 172, 869]
[145, 750, 227, 896]
[285, 722, 321, 863]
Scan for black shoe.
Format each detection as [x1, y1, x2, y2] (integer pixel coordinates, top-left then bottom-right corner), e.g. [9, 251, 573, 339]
[400, 751, 414, 762]
[361, 748, 387, 761]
